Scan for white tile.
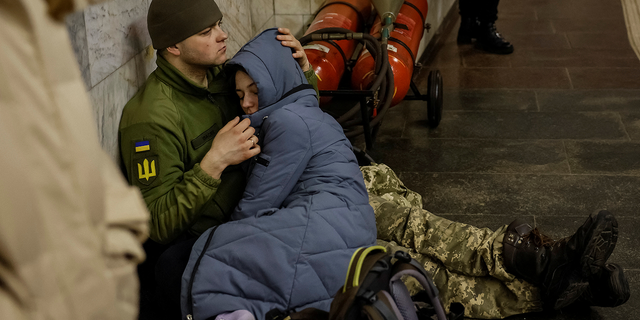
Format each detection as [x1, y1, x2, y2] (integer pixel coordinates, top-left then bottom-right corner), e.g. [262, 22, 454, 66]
[218, 0, 253, 58]
[275, 0, 311, 15]
[88, 58, 139, 162]
[85, 0, 152, 87]
[65, 11, 91, 89]
[275, 14, 306, 38]
[251, 0, 274, 35]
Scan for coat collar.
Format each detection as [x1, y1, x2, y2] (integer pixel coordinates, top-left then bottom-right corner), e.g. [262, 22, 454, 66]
[154, 55, 230, 96]
[243, 85, 317, 128]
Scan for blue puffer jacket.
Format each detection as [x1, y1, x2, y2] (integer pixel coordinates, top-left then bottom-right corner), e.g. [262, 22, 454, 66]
[180, 29, 377, 320]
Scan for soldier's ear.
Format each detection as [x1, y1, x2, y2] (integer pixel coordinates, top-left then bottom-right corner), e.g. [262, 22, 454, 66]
[166, 45, 180, 57]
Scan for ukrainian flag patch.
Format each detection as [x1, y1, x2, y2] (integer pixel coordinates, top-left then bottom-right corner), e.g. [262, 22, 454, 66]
[135, 140, 150, 152]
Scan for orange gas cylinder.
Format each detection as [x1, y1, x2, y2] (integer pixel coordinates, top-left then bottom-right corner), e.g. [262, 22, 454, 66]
[302, 0, 372, 104]
[351, 0, 428, 107]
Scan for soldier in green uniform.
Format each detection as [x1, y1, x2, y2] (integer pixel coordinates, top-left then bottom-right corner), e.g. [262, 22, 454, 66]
[118, 0, 318, 319]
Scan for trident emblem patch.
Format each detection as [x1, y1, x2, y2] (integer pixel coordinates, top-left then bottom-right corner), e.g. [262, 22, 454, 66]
[138, 159, 156, 181]
[135, 156, 158, 185]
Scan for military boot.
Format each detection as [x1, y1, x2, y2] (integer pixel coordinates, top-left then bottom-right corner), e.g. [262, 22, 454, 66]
[579, 263, 630, 307]
[503, 210, 618, 310]
[474, 21, 514, 54]
[457, 16, 479, 44]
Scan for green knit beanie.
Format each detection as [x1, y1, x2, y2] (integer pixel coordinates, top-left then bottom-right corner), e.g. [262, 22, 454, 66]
[147, 0, 223, 50]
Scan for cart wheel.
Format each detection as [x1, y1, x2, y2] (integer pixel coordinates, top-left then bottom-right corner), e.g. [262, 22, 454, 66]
[427, 70, 443, 128]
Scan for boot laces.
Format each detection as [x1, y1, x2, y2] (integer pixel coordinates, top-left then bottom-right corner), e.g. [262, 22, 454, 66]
[523, 228, 567, 248]
[488, 23, 500, 37]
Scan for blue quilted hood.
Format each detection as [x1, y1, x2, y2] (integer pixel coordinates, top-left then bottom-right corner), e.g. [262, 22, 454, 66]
[228, 28, 315, 128]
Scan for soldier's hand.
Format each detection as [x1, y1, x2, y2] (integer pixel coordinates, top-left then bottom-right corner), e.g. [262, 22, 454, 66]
[201, 117, 260, 179]
[277, 27, 311, 72]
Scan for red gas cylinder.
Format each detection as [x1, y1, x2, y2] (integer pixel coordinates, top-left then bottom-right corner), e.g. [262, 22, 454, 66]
[303, 0, 372, 104]
[351, 0, 428, 107]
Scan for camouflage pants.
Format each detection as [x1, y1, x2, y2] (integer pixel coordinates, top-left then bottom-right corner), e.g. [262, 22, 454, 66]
[361, 164, 543, 319]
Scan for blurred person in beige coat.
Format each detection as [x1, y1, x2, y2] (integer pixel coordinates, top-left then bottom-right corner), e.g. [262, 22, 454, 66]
[0, 0, 149, 319]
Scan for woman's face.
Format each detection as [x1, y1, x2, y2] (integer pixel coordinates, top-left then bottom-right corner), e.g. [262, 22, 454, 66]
[235, 70, 259, 115]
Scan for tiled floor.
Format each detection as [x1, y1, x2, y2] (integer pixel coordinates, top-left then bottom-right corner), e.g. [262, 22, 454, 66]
[363, 0, 640, 318]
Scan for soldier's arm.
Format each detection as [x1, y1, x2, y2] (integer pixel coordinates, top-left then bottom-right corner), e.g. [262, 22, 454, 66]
[200, 117, 260, 179]
[304, 67, 319, 99]
[120, 113, 220, 244]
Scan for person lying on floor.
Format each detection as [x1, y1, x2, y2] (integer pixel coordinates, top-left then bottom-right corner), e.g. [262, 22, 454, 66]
[360, 163, 630, 318]
[179, 28, 378, 320]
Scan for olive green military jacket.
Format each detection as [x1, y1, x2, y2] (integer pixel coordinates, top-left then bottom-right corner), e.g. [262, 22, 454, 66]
[119, 55, 318, 244]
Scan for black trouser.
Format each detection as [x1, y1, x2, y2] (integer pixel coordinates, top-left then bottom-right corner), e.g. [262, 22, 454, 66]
[459, 0, 500, 23]
[138, 240, 169, 320]
[139, 237, 198, 320]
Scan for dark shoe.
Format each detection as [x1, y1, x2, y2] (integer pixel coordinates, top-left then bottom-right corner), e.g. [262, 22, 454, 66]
[580, 263, 630, 307]
[457, 16, 479, 44]
[475, 22, 514, 54]
[503, 210, 618, 309]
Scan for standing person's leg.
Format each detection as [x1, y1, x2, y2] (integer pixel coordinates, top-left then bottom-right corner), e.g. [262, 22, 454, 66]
[474, 0, 514, 54]
[154, 237, 199, 320]
[457, 0, 481, 43]
[475, 0, 500, 24]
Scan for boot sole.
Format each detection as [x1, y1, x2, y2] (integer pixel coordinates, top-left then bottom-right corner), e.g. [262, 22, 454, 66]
[603, 263, 631, 307]
[574, 263, 630, 308]
[553, 274, 589, 309]
[580, 210, 618, 278]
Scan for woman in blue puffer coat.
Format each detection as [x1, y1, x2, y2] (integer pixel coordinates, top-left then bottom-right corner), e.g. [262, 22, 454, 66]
[180, 28, 377, 320]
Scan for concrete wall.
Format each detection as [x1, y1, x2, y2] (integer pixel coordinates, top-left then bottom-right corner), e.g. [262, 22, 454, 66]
[66, 0, 455, 162]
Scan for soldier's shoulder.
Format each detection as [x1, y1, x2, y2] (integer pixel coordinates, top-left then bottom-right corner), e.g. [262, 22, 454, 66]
[121, 74, 180, 127]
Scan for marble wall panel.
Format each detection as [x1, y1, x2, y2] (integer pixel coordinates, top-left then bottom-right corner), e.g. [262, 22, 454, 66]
[275, 15, 306, 37]
[85, 0, 152, 87]
[66, 11, 91, 89]
[218, 0, 253, 57]
[255, 15, 277, 34]
[417, 0, 456, 58]
[275, 0, 311, 15]
[88, 58, 139, 163]
[251, 0, 274, 34]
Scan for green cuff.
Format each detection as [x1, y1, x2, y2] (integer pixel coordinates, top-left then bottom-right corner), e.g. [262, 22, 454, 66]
[304, 64, 320, 99]
[303, 66, 314, 77]
[193, 163, 221, 188]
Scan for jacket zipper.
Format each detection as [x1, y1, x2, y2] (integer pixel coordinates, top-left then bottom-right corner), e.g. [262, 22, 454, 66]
[186, 225, 220, 320]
